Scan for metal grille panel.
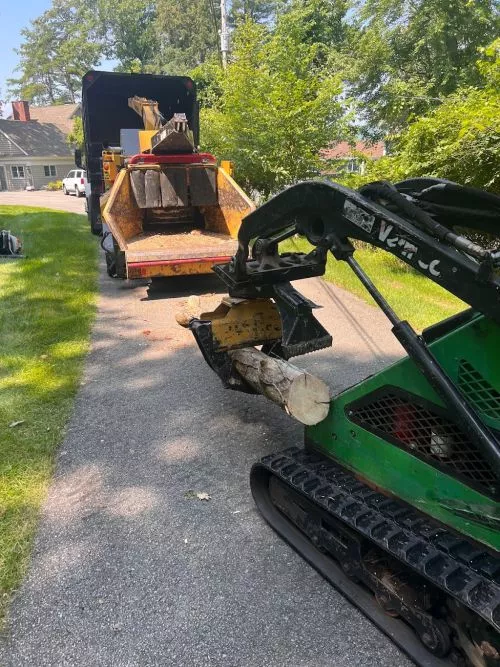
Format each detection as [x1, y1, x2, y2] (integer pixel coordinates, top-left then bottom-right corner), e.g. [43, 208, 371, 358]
[458, 360, 500, 420]
[349, 390, 498, 493]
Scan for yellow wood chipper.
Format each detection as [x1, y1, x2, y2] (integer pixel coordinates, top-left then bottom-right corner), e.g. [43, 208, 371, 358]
[80, 70, 253, 280]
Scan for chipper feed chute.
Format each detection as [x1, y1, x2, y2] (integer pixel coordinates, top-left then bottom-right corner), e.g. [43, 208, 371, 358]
[81, 70, 255, 274]
[180, 177, 500, 666]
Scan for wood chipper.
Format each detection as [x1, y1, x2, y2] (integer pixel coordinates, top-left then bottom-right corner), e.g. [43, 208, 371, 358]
[180, 177, 500, 666]
[80, 70, 253, 280]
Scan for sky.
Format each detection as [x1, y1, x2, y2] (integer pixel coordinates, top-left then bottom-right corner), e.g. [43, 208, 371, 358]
[0, 0, 52, 114]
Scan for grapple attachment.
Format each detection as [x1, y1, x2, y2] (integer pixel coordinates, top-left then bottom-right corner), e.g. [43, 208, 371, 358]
[179, 284, 332, 391]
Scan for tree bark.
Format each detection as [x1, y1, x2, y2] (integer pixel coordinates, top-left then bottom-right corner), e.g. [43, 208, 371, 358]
[229, 347, 330, 425]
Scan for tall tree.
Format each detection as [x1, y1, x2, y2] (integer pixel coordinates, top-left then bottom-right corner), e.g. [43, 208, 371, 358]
[344, 40, 500, 193]
[200, 19, 350, 195]
[8, 0, 102, 104]
[94, 0, 159, 72]
[344, 0, 500, 135]
[155, 0, 219, 74]
[229, 0, 277, 25]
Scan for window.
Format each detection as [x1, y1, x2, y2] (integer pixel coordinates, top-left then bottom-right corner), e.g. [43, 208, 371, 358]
[44, 165, 57, 177]
[65, 171, 75, 179]
[11, 166, 25, 179]
[346, 158, 361, 173]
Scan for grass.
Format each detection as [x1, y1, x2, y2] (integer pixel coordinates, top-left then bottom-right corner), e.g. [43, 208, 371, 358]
[0, 206, 98, 622]
[282, 237, 466, 331]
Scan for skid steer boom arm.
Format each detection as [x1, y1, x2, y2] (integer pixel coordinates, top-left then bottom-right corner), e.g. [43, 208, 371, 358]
[189, 178, 500, 480]
[217, 178, 500, 318]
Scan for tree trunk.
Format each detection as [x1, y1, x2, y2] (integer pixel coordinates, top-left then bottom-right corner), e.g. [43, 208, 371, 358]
[229, 347, 330, 425]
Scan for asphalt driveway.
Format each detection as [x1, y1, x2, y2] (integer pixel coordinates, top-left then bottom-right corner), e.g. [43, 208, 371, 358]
[0, 192, 409, 666]
[0, 190, 86, 214]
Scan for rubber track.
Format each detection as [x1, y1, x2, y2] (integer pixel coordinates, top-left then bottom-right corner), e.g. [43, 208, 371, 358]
[254, 447, 500, 633]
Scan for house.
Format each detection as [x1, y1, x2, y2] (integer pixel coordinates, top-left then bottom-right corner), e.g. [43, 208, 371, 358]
[28, 103, 80, 135]
[0, 101, 80, 191]
[321, 141, 386, 176]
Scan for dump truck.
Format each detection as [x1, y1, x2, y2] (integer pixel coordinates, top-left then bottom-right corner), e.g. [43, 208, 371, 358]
[180, 177, 500, 666]
[80, 70, 253, 280]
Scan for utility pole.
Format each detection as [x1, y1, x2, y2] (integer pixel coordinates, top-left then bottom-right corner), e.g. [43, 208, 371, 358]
[220, 0, 229, 69]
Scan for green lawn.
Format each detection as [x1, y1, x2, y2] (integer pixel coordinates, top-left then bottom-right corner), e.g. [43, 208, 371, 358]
[0, 206, 98, 621]
[282, 236, 466, 331]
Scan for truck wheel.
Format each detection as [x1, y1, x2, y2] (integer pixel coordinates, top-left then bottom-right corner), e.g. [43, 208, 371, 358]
[102, 233, 126, 279]
[88, 194, 103, 235]
[105, 251, 117, 278]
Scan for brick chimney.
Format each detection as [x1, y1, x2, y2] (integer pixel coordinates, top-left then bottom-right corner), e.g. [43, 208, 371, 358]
[12, 101, 31, 122]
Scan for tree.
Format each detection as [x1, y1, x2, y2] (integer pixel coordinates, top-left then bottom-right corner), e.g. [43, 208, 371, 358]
[229, 0, 277, 25]
[93, 0, 159, 72]
[200, 19, 349, 196]
[345, 40, 500, 193]
[8, 0, 102, 104]
[154, 0, 219, 73]
[67, 117, 84, 149]
[344, 0, 500, 135]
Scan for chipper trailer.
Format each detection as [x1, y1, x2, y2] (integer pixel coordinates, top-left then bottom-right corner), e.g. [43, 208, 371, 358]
[80, 70, 253, 280]
[179, 177, 500, 666]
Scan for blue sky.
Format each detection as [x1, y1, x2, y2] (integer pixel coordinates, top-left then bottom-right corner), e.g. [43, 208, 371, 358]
[0, 0, 51, 113]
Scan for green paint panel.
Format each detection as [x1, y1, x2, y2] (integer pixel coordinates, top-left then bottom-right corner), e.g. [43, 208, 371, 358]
[307, 314, 500, 551]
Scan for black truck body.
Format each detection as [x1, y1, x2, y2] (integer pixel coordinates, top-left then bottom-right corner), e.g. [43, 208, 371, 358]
[81, 70, 199, 234]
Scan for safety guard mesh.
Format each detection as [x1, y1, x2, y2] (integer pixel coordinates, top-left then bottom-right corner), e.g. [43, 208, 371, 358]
[349, 391, 498, 494]
[458, 360, 500, 420]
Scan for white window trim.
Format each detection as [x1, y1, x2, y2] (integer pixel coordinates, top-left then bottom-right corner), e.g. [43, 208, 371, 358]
[44, 165, 57, 177]
[11, 165, 26, 179]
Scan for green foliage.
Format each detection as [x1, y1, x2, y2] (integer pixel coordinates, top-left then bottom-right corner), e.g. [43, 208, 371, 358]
[95, 0, 159, 72]
[46, 181, 63, 191]
[154, 0, 219, 73]
[344, 0, 500, 134]
[8, 0, 102, 104]
[229, 0, 277, 24]
[199, 18, 348, 196]
[356, 41, 500, 193]
[66, 117, 84, 149]
[278, 0, 351, 56]
[190, 58, 225, 108]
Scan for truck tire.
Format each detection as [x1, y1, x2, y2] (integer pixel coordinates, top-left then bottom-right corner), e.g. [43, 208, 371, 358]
[88, 194, 103, 236]
[102, 233, 126, 279]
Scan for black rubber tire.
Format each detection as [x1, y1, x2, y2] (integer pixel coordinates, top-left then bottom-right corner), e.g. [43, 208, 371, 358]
[88, 193, 103, 236]
[63, 185, 68, 195]
[105, 251, 117, 278]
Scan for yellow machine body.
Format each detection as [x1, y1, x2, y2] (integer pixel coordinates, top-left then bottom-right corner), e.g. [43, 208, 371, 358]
[199, 298, 282, 351]
[138, 130, 157, 153]
[102, 162, 255, 280]
[102, 150, 124, 189]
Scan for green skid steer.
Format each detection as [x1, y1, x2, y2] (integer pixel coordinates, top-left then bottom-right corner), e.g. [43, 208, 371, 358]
[185, 177, 500, 666]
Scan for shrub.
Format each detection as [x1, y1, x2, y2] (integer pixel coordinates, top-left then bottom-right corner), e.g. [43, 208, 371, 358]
[46, 180, 63, 191]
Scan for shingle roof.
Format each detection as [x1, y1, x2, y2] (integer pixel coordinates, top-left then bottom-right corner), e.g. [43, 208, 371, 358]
[0, 119, 72, 158]
[29, 103, 80, 134]
[321, 141, 385, 160]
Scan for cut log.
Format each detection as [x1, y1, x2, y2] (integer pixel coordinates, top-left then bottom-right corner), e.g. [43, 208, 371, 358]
[175, 295, 202, 327]
[189, 166, 217, 206]
[160, 167, 188, 207]
[145, 169, 162, 208]
[228, 347, 330, 425]
[130, 169, 146, 208]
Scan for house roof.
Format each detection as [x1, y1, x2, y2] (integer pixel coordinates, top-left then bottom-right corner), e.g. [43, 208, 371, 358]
[321, 141, 385, 160]
[28, 103, 80, 134]
[0, 119, 72, 158]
